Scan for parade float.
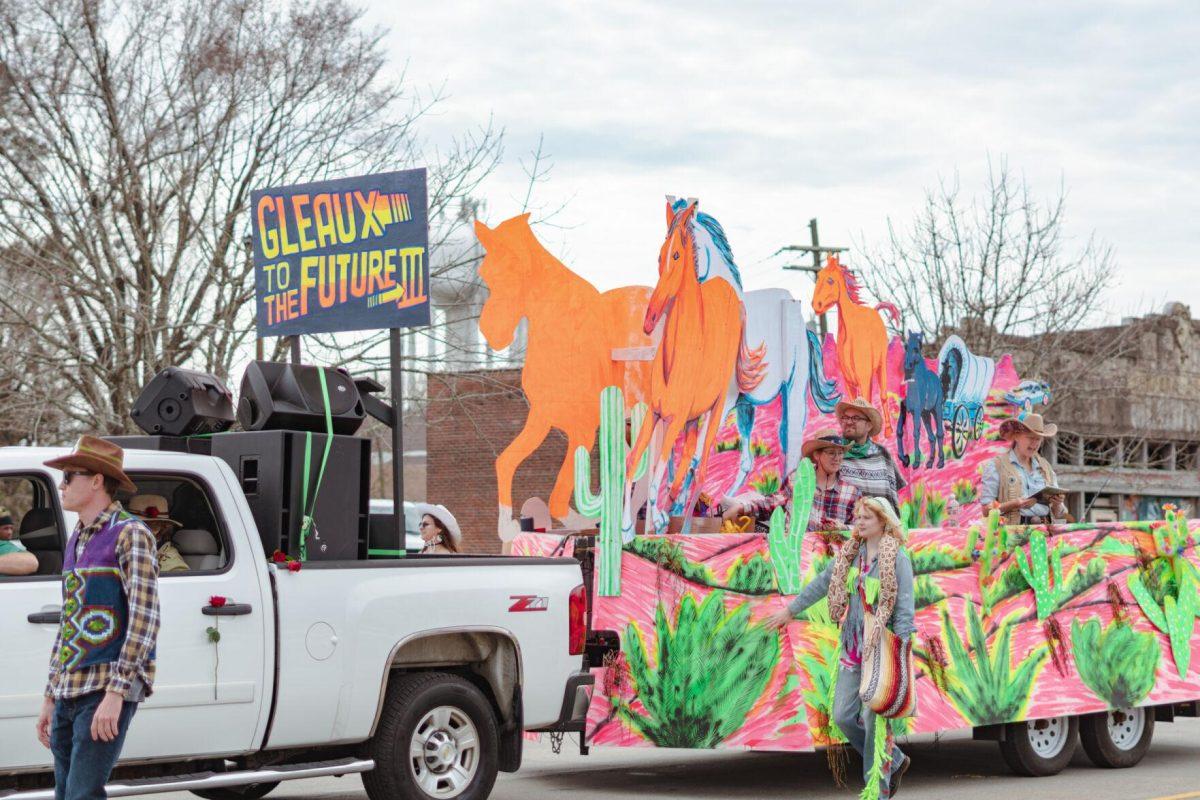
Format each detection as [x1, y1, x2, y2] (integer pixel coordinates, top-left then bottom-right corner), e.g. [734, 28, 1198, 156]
[475, 199, 1200, 775]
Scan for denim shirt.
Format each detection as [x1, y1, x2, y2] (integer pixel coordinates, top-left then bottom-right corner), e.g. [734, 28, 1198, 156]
[979, 450, 1051, 518]
[787, 547, 916, 666]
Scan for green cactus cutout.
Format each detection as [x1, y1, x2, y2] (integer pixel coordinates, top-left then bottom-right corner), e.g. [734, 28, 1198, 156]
[574, 386, 648, 596]
[616, 591, 779, 747]
[1128, 571, 1168, 632]
[1013, 530, 1069, 620]
[1125, 510, 1200, 678]
[1071, 617, 1160, 709]
[768, 457, 816, 594]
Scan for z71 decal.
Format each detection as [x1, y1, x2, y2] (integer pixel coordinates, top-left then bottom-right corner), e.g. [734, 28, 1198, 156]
[508, 595, 549, 612]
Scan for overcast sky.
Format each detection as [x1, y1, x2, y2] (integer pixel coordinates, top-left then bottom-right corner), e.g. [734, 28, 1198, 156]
[374, 1, 1199, 324]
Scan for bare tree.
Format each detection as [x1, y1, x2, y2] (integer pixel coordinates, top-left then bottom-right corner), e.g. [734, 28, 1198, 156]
[859, 159, 1138, 402]
[0, 0, 501, 440]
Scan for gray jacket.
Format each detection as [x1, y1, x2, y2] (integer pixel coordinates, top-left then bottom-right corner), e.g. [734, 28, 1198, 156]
[787, 547, 916, 659]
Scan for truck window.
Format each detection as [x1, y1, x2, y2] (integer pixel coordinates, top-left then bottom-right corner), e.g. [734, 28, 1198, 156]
[0, 473, 64, 579]
[125, 474, 230, 575]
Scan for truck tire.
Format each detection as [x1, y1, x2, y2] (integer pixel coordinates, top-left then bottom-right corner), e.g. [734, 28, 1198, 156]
[192, 782, 279, 800]
[998, 715, 1078, 776]
[1079, 707, 1154, 768]
[364, 671, 499, 800]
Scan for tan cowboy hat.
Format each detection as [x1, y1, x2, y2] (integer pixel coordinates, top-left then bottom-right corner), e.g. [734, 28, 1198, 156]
[129, 494, 182, 528]
[835, 397, 883, 438]
[802, 427, 849, 459]
[414, 503, 463, 549]
[44, 435, 137, 494]
[999, 413, 1058, 440]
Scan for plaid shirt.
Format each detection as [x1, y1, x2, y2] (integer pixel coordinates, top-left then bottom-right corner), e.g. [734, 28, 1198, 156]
[741, 474, 862, 531]
[46, 502, 160, 700]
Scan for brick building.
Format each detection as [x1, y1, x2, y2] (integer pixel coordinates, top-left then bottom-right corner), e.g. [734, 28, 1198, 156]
[427, 304, 1200, 549]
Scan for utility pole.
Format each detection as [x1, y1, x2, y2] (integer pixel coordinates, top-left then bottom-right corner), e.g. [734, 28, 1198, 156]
[775, 218, 846, 336]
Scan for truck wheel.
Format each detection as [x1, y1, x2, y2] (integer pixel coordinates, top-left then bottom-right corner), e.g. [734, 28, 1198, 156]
[364, 671, 499, 800]
[1080, 707, 1154, 768]
[192, 783, 279, 800]
[998, 715, 1078, 776]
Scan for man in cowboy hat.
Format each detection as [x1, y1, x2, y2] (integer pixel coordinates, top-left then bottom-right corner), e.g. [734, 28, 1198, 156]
[981, 413, 1070, 525]
[836, 397, 907, 510]
[129, 494, 189, 573]
[34, 436, 160, 800]
[0, 505, 38, 576]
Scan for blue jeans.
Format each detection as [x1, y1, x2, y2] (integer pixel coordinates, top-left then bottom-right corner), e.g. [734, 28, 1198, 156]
[50, 692, 138, 800]
[833, 665, 905, 797]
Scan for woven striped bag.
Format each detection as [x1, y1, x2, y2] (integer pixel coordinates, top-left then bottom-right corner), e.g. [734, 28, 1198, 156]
[859, 610, 916, 718]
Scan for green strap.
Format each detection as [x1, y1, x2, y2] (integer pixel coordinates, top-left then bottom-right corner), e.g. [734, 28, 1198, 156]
[298, 368, 334, 561]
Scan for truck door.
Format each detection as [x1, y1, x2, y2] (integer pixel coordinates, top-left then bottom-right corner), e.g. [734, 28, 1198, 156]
[116, 463, 273, 761]
[0, 470, 70, 772]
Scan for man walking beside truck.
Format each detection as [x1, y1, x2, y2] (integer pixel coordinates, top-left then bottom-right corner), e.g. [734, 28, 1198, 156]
[34, 436, 160, 800]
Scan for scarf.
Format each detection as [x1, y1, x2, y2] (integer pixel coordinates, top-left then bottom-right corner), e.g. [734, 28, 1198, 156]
[844, 440, 873, 460]
[826, 533, 901, 651]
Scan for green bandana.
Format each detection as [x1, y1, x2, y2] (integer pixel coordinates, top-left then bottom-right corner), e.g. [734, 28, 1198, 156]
[845, 441, 873, 459]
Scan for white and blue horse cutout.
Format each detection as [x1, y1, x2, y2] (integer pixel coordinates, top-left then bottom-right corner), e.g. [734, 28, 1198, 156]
[646, 198, 840, 534]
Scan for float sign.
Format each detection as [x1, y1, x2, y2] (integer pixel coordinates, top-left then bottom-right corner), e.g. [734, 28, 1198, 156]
[251, 168, 429, 336]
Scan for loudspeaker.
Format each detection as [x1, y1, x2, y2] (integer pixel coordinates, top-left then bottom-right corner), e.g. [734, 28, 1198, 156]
[130, 368, 235, 436]
[209, 430, 369, 561]
[237, 361, 365, 435]
[105, 435, 213, 456]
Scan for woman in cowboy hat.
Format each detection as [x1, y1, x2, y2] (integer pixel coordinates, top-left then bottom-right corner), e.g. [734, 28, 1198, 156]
[836, 397, 907, 510]
[980, 413, 1070, 525]
[414, 503, 463, 554]
[765, 496, 916, 798]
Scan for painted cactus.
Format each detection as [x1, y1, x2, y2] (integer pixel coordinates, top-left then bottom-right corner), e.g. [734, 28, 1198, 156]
[574, 386, 648, 596]
[1071, 617, 1160, 709]
[1014, 530, 1069, 620]
[768, 457, 816, 594]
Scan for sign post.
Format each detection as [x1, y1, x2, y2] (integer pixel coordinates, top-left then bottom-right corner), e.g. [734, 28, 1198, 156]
[250, 168, 430, 556]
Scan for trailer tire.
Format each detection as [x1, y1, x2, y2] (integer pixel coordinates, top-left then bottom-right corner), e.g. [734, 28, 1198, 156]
[1080, 707, 1153, 768]
[998, 715, 1078, 776]
[364, 671, 499, 800]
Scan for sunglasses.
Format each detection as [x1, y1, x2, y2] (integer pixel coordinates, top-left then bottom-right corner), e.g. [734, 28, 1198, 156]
[60, 470, 95, 486]
[841, 415, 871, 424]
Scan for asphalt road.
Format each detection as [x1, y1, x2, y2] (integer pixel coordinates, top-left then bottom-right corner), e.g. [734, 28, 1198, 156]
[162, 719, 1200, 800]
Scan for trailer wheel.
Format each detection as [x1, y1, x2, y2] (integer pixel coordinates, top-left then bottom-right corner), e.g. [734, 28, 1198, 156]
[950, 405, 970, 458]
[364, 671, 499, 800]
[998, 715, 1078, 776]
[1080, 707, 1153, 768]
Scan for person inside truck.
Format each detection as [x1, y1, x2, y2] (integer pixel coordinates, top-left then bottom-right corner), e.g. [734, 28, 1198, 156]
[414, 503, 462, 554]
[129, 494, 189, 573]
[0, 506, 38, 576]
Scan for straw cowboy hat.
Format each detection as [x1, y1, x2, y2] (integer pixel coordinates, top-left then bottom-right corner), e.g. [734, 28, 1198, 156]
[43, 435, 137, 494]
[414, 503, 463, 549]
[999, 413, 1058, 440]
[801, 427, 849, 459]
[835, 396, 884, 438]
[129, 495, 183, 529]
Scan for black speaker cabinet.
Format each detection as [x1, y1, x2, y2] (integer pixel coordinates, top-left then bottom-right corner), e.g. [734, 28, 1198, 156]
[237, 361, 365, 435]
[131, 367, 236, 436]
[105, 435, 213, 456]
[209, 431, 369, 561]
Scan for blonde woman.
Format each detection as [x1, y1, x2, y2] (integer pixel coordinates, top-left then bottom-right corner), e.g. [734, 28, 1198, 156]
[766, 497, 916, 798]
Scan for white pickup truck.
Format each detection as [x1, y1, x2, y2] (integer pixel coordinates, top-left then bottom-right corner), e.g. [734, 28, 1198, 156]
[0, 447, 593, 800]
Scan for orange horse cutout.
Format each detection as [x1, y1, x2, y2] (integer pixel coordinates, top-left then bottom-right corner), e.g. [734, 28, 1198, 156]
[625, 200, 756, 533]
[475, 214, 652, 541]
[812, 254, 901, 436]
